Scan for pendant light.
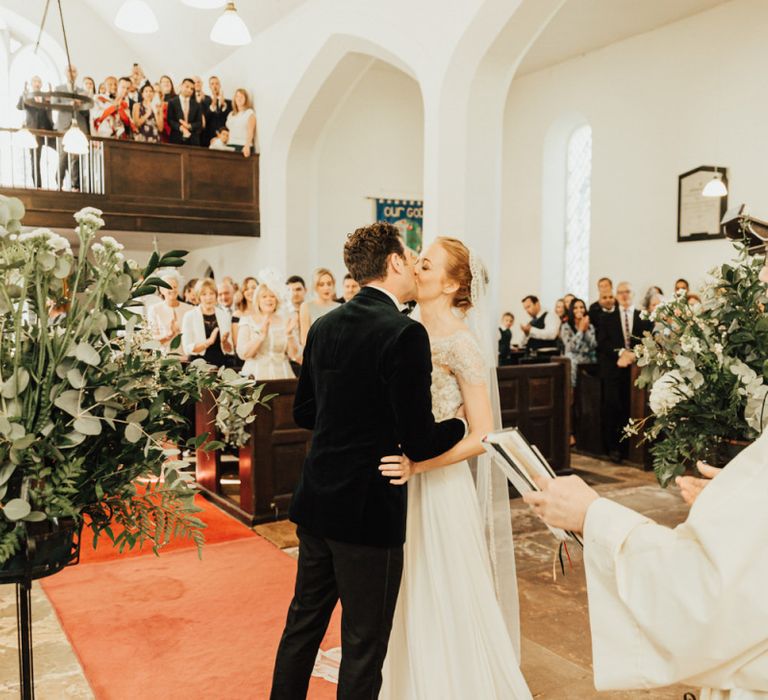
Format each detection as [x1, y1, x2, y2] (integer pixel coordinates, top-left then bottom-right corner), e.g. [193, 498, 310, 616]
[210, 2, 251, 46]
[702, 167, 728, 198]
[14, 128, 38, 150]
[62, 124, 89, 155]
[181, 0, 227, 8]
[115, 0, 159, 34]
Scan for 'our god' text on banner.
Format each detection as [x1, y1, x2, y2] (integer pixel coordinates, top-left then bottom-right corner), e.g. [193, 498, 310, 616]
[374, 199, 423, 252]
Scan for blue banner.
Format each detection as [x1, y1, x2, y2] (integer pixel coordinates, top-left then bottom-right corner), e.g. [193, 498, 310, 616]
[375, 198, 423, 252]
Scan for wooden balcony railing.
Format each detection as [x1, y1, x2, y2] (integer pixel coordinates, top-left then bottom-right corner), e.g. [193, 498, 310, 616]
[0, 127, 259, 237]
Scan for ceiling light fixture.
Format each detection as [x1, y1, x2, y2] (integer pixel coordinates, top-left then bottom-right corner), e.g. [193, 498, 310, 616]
[210, 2, 251, 46]
[702, 167, 728, 198]
[14, 128, 39, 150]
[62, 124, 89, 155]
[115, 0, 159, 34]
[181, 0, 227, 8]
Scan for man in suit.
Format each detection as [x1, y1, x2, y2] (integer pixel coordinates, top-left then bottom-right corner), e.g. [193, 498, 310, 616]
[53, 64, 90, 191]
[203, 76, 231, 148]
[596, 281, 652, 462]
[16, 75, 53, 187]
[520, 294, 559, 352]
[167, 78, 203, 146]
[271, 222, 465, 699]
[588, 276, 613, 326]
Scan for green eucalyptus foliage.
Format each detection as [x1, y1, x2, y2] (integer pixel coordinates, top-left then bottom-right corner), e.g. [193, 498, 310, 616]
[628, 237, 768, 487]
[0, 202, 271, 564]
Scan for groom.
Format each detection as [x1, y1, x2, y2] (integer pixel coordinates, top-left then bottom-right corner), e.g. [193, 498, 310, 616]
[270, 222, 466, 699]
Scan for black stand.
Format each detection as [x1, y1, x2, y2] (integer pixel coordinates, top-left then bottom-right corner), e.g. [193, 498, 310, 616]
[15, 578, 34, 700]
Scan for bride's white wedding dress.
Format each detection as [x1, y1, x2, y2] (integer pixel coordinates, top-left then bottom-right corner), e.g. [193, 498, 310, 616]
[380, 330, 532, 700]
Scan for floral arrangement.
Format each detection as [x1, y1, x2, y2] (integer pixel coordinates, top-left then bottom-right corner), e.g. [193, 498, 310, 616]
[0, 196, 270, 566]
[628, 241, 768, 486]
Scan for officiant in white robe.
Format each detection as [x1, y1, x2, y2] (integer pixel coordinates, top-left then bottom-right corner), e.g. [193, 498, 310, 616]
[523, 431, 768, 700]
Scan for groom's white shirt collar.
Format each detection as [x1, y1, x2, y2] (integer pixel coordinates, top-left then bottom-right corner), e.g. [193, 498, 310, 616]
[365, 284, 406, 312]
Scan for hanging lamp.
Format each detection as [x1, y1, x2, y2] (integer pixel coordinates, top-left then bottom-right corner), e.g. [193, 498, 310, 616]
[115, 0, 159, 34]
[702, 167, 728, 198]
[210, 2, 251, 46]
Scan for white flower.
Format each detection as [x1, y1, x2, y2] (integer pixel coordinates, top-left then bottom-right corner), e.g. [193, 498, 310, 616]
[680, 335, 702, 354]
[91, 242, 105, 255]
[74, 207, 105, 230]
[649, 370, 692, 415]
[100, 235, 124, 251]
[745, 384, 768, 433]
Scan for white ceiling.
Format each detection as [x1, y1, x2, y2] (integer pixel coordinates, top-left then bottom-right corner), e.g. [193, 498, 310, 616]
[79, 0, 308, 78]
[517, 0, 732, 76]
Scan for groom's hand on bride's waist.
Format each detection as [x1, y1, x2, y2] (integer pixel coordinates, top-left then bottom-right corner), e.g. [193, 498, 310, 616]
[379, 453, 416, 485]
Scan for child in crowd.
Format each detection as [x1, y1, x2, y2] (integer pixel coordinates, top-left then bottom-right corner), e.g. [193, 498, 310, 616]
[209, 127, 234, 151]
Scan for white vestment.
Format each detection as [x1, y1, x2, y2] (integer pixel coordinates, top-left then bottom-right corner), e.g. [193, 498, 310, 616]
[583, 429, 768, 699]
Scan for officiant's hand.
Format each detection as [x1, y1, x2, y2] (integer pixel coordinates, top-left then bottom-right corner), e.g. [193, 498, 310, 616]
[379, 454, 415, 485]
[675, 461, 721, 506]
[522, 475, 599, 535]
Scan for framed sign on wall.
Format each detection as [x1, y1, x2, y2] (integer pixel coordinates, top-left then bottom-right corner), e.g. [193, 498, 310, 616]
[677, 165, 728, 242]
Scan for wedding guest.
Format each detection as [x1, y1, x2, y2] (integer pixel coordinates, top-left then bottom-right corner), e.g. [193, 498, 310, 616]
[54, 64, 90, 190]
[299, 268, 340, 347]
[192, 75, 212, 146]
[687, 292, 702, 309]
[596, 281, 652, 463]
[204, 76, 231, 147]
[183, 278, 199, 305]
[520, 294, 559, 352]
[209, 127, 234, 151]
[237, 282, 298, 379]
[147, 271, 192, 355]
[16, 75, 53, 187]
[168, 78, 203, 146]
[642, 285, 664, 313]
[674, 278, 690, 295]
[231, 276, 258, 346]
[132, 81, 163, 143]
[498, 312, 514, 366]
[338, 273, 361, 303]
[158, 75, 176, 141]
[226, 88, 257, 157]
[589, 277, 613, 326]
[181, 278, 233, 367]
[286, 275, 306, 373]
[563, 293, 575, 311]
[82, 76, 96, 98]
[217, 279, 235, 315]
[554, 298, 567, 323]
[647, 293, 664, 315]
[93, 76, 134, 140]
[560, 298, 597, 388]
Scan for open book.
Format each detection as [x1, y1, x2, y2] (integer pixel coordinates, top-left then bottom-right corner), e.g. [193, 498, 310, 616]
[483, 427, 583, 547]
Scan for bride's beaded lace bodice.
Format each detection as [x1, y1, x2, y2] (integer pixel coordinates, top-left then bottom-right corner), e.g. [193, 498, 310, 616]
[429, 330, 487, 421]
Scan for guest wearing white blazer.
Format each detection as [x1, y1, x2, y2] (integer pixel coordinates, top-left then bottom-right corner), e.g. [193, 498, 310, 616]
[181, 278, 234, 367]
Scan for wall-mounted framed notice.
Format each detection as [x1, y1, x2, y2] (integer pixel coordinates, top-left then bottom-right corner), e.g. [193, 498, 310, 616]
[677, 165, 728, 242]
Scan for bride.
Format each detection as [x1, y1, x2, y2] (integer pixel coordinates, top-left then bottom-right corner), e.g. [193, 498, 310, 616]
[378, 237, 532, 699]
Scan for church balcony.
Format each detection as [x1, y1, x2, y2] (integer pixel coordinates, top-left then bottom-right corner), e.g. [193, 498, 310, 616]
[0, 127, 260, 237]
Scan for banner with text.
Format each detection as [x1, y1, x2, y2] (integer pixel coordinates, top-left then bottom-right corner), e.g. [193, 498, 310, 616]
[375, 199, 423, 252]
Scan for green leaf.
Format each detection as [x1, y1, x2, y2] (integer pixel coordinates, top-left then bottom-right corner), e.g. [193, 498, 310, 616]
[54, 390, 81, 417]
[74, 415, 102, 435]
[0, 416, 11, 437]
[160, 250, 189, 260]
[94, 386, 115, 402]
[202, 440, 226, 452]
[53, 256, 72, 279]
[60, 431, 86, 448]
[170, 334, 182, 351]
[131, 285, 159, 298]
[0, 463, 16, 486]
[3, 498, 31, 521]
[12, 435, 35, 451]
[236, 401, 255, 418]
[67, 367, 86, 389]
[76, 341, 101, 366]
[38, 250, 56, 271]
[127, 408, 148, 423]
[142, 276, 172, 289]
[159, 257, 185, 267]
[125, 422, 143, 443]
[1, 368, 30, 399]
[22, 511, 47, 522]
[144, 251, 160, 277]
[194, 432, 209, 449]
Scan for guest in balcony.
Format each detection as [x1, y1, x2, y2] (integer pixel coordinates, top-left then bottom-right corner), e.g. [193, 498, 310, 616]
[16, 75, 53, 187]
[93, 76, 136, 140]
[168, 78, 203, 146]
[182, 278, 234, 367]
[204, 76, 231, 147]
[54, 64, 91, 191]
[183, 278, 199, 306]
[231, 276, 258, 347]
[299, 268, 340, 347]
[192, 76, 212, 146]
[159, 75, 176, 142]
[209, 126, 234, 151]
[83, 76, 96, 98]
[147, 271, 193, 355]
[237, 281, 298, 380]
[226, 88, 257, 157]
[129, 63, 145, 104]
[132, 81, 164, 144]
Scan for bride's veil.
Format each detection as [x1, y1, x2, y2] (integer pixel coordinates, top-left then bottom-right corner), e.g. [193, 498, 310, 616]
[465, 249, 522, 662]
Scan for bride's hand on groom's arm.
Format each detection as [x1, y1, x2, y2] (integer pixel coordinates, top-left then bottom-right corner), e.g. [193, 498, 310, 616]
[379, 454, 417, 485]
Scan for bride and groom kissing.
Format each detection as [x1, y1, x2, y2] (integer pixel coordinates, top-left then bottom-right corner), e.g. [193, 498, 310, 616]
[270, 222, 532, 699]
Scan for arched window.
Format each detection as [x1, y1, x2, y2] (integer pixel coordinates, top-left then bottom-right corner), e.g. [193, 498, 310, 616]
[563, 124, 592, 301]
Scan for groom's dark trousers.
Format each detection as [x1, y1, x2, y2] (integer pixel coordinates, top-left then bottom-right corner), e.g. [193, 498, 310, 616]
[270, 287, 464, 700]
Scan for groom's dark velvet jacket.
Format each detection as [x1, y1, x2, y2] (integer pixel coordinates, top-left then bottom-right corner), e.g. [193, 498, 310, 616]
[290, 286, 465, 548]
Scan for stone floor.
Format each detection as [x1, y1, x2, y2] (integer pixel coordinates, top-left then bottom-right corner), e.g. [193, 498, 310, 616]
[0, 454, 694, 699]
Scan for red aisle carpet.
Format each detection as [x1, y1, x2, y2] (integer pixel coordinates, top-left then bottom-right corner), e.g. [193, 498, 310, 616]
[41, 500, 341, 699]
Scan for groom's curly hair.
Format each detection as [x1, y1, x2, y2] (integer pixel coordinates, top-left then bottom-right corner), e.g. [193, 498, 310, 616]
[344, 222, 405, 286]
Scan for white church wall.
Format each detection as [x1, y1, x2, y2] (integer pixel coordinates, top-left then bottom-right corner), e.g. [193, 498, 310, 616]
[501, 0, 768, 315]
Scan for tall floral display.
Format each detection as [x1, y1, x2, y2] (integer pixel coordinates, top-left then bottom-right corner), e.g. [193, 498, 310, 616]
[0, 196, 268, 568]
[630, 242, 768, 486]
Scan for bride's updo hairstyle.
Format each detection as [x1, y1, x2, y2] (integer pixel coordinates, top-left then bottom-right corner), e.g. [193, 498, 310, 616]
[435, 236, 475, 312]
